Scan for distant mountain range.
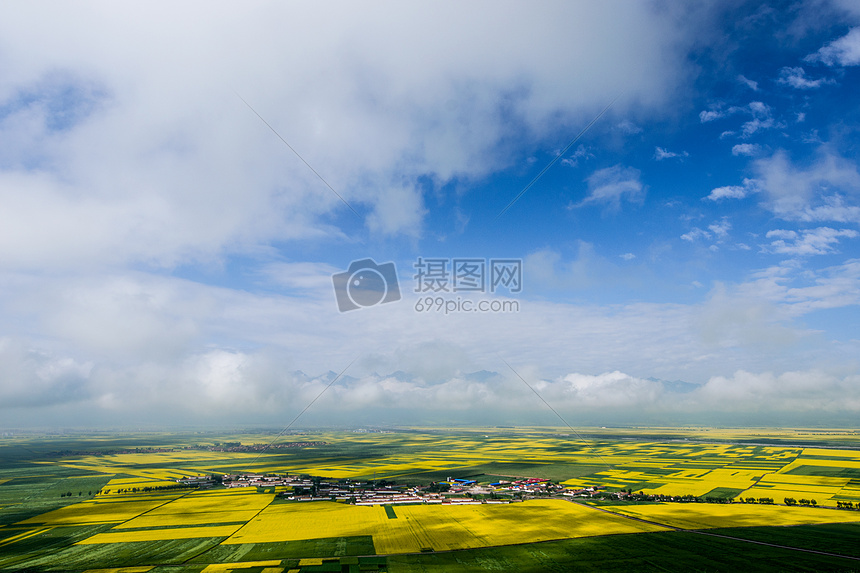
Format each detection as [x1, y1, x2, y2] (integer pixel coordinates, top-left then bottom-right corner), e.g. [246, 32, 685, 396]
[645, 377, 700, 393]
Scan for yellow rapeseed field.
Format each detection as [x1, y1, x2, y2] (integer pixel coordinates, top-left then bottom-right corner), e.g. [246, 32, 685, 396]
[18, 498, 177, 525]
[84, 565, 155, 573]
[608, 502, 860, 529]
[742, 472, 849, 502]
[798, 448, 860, 460]
[224, 500, 664, 553]
[199, 561, 282, 572]
[98, 490, 273, 529]
[373, 501, 665, 553]
[113, 510, 261, 529]
[145, 490, 274, 514]
[223, 502, 383, 545]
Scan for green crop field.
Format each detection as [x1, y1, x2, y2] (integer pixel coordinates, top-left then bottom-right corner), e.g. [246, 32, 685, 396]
[2, 427, 860, 572]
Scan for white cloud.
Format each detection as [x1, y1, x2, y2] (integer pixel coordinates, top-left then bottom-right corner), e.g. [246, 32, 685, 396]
[807, 27, 860, 66]
[732, 143, 760, 156]
[615, 120, 643, 134]
[799, 195, 860, 223]
[78, 362, 860, 419]
[705, 178, 757, 201]
[708, 218, 731, 240]
[747, 101, 768, 115]
[764, 227, 858, 256]
[620, 252, 636, 261]
[558, 371, 663, 409]
[741, 102, 778, 137]
[777, 66, 834, 89]
[654, 147, 689, 160]
[524, 243, 627, 290]
[707, 185, 747, 200]
[737, 75, 758, 91]
[260, 262, 342, 291]
[681, 218, 730, 246]
[681, 227, 710, 242]
[0, 2, 696, 271]
[734, 259, 860, 317]
[752, 149, 860, 220]
[741, 117, 776, 137]
[696, 370, 860, 413]
[1, 256, 858, 424]
[366, 183, 426, 236]
[0, 338, 93, 408]
[695, 282, 800, 351]
[560, 144, 592, 168]
[698, 101, 778, 137]
[575, 165, 645, 209]
[699, 109, 724, 122]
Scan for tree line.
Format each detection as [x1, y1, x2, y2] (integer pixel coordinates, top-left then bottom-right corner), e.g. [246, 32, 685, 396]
[783, 497, 817, 506]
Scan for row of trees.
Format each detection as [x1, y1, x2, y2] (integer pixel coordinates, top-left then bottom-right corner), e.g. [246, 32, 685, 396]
[59, 491, 89, 497]
[97, 483, 198, 495]
[594, 491, 727, 503]
[784, 497, 817, 506]
[738, 497, 774, 504]
[836, 501, 857, 509]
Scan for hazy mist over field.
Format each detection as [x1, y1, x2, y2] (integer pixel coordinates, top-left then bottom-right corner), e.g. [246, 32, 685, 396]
[1, 1, 860, 427]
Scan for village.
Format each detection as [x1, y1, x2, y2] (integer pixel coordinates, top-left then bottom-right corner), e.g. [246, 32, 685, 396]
[176, 472, 607, 505]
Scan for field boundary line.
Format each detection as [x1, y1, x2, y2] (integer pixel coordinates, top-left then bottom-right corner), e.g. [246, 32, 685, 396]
[189, 494, 276, 563]
[734, 470, 773, 498]
[692, 528, 860, 561]
[85, 489, 197, 536]
[569, 500, 860, 563]
[0, 526, 53, 548]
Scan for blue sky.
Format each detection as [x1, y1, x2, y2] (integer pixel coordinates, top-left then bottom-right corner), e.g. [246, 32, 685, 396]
[1, 1, 860, 427]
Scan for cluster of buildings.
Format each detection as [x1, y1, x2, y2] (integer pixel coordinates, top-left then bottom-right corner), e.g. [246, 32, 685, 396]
[449, 477, 566, 495]
[219, 473, 487, 503]
[221, 474, 308, 488]
[174, 473, 782, 506]
[200, 441, 326, 453]
[205, 473, 599, 505]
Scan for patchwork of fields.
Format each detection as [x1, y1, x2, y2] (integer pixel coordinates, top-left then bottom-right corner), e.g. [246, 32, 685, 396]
[222, 498, 664, 553]
[1, 427, 860, 572]
[566, 442, 860, 503]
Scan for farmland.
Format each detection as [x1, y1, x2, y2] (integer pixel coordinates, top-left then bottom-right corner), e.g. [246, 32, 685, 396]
[1, 426, 860, 571]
